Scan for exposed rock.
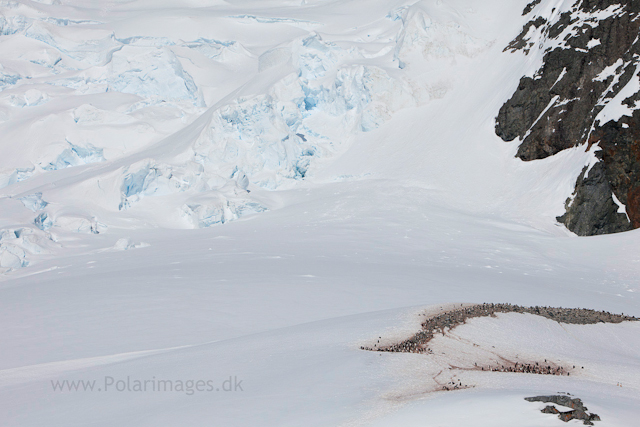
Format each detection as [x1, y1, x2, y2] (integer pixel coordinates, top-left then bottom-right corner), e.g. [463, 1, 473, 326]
[522, 0, 543, 16]
[557, 162, 632, 235]
[504, 17, 547, 53]
[590, 109, 640, 228]
[496, 0, 640, 235]
[526, 395, 601, 425]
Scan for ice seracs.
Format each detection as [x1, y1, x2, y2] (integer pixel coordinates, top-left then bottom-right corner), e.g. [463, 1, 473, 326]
[0, 0, 437, 242]
[18, 192, 48, 212]
[42, 141, 105, 171]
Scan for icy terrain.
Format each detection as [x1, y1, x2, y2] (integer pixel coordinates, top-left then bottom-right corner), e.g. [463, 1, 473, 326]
[0, 0, 639, 425]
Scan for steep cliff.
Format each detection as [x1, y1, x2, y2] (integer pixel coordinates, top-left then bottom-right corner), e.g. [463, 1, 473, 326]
[496, 0, 640, 235]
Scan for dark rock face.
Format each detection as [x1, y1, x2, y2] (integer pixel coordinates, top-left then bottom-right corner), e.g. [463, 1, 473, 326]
[496, 0, 640, 235]
[591, 109, 640, 227]
[522, 0, 543, 16]
[557, 163, 632, 235]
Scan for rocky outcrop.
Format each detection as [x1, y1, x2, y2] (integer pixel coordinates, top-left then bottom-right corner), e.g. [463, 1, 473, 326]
[496, 0, 640, 235]
[557, 163, 632, 235]
[522, 0, 543, 16]
[590, 109, 640, 227]
[526, 395, 601, 425]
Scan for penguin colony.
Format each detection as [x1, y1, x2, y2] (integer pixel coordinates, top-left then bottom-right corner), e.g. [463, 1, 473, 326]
[361, 303, 638, 354]
[360, 304, 637, 394]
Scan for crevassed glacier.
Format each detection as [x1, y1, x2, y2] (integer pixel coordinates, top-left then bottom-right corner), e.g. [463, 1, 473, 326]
[34, 212, 53, 231]
[105, 46, 203, 106]
[19, 193, 48, 212]
[113, 32, 419, 226]
[42, 142, 105, 171]
[1, 5, 428, 240]
[193, 34, 417, 191]
[0, 167, 34, 189]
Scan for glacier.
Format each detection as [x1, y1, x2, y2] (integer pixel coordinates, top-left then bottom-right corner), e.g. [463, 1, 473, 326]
[0, 1, 639, 426]
[33, 212, 53, 230]
[0, 167, 34, 189]
[0, 3, 424, 238]
[18, 192, 48, 212]
[42, 142, 105, 171]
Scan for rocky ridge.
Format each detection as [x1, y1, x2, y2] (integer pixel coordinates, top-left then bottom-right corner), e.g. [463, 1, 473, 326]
[361, 303, 638, 354]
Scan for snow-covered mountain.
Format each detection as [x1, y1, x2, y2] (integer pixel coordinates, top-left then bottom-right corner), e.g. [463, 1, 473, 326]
[497, 0, 640, 236]
[1, 0, 639, 426]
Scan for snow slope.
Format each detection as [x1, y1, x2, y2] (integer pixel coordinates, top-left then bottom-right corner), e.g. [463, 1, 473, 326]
[0, 0, 639, 425]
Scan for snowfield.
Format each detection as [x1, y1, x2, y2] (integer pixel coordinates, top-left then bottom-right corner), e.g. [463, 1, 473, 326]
[0, 0, 639, 425]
